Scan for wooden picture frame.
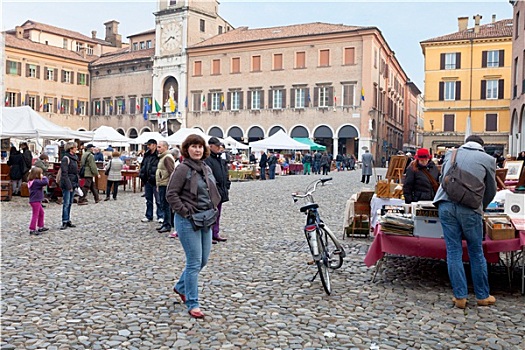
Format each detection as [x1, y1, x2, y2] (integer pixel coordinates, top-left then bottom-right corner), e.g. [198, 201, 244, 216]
[504, 160, 524, 180]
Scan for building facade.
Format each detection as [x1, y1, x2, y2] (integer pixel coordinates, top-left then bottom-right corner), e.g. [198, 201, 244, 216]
[420, 15, 512, 156]
[510, 1, 525, 156]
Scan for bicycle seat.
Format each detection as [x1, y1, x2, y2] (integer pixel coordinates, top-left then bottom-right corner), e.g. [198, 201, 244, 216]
[300, 203, 319, 212]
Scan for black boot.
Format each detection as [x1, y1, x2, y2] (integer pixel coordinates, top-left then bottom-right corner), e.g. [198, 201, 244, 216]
[66, 221, 76, 228]
[60, 223, 68, 230]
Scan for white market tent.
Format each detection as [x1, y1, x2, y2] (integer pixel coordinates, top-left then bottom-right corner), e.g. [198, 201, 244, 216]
[223, 136, 248, 150]
[91, 125, 131, 144]
[165, 127, 210, 145]
[128, 131, 165, 144]
[249, 130, 310, 151]
[1, 106, 93, 140]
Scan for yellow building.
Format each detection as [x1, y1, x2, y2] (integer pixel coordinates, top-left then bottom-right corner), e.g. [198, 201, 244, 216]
[421, 15, 512, 156]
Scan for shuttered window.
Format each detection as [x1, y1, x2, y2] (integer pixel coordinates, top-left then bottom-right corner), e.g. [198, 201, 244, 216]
[344, 47, 355, 65]
[443, 114, 455, 132]
[212, 59, 221, 75]
[273, 54, 283, 70]
[231, 57, 240, 73]
[252, 55, 261, 72]
[194, 61, 202, 76]
[319, 49, 330, 67]
[485, 113, 498, 131]
[295, 51, 306, 69]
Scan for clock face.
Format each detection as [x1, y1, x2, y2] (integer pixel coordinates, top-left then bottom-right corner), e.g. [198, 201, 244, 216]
[161, 22, 181, 54]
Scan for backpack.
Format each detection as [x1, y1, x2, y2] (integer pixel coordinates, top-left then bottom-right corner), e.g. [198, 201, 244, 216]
[442, 149, 485, 209]
[56, 156, 70, 184]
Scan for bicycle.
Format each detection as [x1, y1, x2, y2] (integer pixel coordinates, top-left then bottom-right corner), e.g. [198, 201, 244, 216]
[292, 177, 346, 295]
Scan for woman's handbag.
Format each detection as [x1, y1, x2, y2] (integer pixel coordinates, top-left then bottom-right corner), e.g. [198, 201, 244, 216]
[105, 160, 112, 176]
[189, 208, 218, 231]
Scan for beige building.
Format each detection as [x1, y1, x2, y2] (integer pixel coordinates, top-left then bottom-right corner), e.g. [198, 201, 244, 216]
[510, 1, 525, 156]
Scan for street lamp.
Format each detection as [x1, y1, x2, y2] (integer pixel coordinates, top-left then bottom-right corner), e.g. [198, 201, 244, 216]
[429, 120, 434, 131]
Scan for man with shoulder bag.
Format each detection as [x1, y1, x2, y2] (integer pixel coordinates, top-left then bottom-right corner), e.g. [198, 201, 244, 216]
[433, 135, 497, 309]
[78, 144, 101, 205]
[139, 139, 163, 223]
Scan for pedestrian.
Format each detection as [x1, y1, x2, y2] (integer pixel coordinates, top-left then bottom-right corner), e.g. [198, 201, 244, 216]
[313, 151, 322, 174]
[348, 154, 356, 170]
[139, 139, 163, 223]
[19, 142, 33, 182]
[433, 135, 497, 309]
[403, 148, 440, 204]
[517, 150, 525, 163]
[93, 147, 104, 162]
[60, 141, 79, 230]
[267, 151, 278, 179]
[320, 152, 330, 175]
[27, 167, 49, 236]
[335, 153, 344, 171]
[249, 151, 257, 164]
[204, 137, 230, 244]
[302, 151, 312, 175]
[168, 147, 182, 238]
[361, 149, 374, 184]
[104, 151, 124, 201]
[166, 134, 221, 319]
[155, 140, 176, 233]
[259, 151, 268, 180]
[7, 146, 25, 196]
[78, 144, 101, 205]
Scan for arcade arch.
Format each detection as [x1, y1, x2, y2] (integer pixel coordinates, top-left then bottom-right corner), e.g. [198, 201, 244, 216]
[208, 126, 224, 138]
[247, 126, 264, 142]
[227, 126, 244, 141]
[290, 125, 309, 138]
[269, 125, 285, 136]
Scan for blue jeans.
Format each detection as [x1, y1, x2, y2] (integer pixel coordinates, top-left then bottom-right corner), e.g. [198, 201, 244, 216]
[260, 166, 266, 180]
[144, 182, 162, 220]
[158, 186, 171, 229]
[174, 213, 212, 311]
[269, 164, 276, 179]
[438, 201, 490, 300]
[61, 189, 75, 223]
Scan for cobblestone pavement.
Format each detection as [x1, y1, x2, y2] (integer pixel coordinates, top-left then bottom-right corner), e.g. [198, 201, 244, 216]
[1, 169, 524, 350]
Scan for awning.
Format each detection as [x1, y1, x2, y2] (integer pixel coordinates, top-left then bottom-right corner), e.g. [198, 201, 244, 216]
[293, 137, 326, 151]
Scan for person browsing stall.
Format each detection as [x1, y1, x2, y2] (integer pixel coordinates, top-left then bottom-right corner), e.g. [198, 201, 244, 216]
[60, 142, 80, 230]
[139, 139, 163, 223]
[78, 144, 101, 205]
[166, 134, 221, 319]
[155, 140, 175, 233]
[403, 148, 440, 204]
[104, 151, 124, 201]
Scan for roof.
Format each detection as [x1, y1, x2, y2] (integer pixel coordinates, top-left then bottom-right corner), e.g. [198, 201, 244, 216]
[421, 19, 513, 43]
[4, 33, 97, 63]
[190, 22, 371, 48]
[128, 29, 155, 38]
[19, 20, 111, 45]
[91, 47, 154, 66]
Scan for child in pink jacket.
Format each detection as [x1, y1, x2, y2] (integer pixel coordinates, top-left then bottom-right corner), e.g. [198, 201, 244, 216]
[27, 167, 49, 236]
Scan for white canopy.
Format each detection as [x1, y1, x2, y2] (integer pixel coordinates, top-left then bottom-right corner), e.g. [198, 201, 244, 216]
[249, 130, 310, 151]
[165, 128, 210, 145]
[91, 125, 131, 144]
[223, 136, 248, 150]
[128, 131, 165, 144]
[1, 106, 93, 140]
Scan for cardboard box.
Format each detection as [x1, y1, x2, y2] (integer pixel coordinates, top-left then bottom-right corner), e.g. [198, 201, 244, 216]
[413, 216, 444, 238]
[484, 215, 516, 240]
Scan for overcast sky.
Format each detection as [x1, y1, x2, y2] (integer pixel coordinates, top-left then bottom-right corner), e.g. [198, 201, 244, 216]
[1, 0, 513, 90]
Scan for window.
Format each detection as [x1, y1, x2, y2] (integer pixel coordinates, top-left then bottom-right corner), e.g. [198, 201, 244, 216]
[117, 99, 125, 114]
[252, 55, 261, 72]
[194, 61, 202, 76]
[192, 92, 202, 112]
[46, 67, 55, 81]
[295, 51, 306, 69]
[87, 45, 93, 55]
[319, 49, 330, 67]
[140, 41, 146, 50]
[42, 97, 52, 112]
[344, 47, 355, 65]
[291, 87, 307, 108]
[486, 113, 498, 131]
[93, 100, 101, 115]
[271, 89, 285, 109]
[443, 114, 455, 132]
[77, 73, 88, 86]
[5, 92, 17, 107]
[231, 57, 240, 74]
[133, 43, 138, 51]
[515, 11, 520, 39]
[104, 100, 112, 115]
[482, 50, 504, 68]
[230, 91, 241, 111]
[200, 19, 205, 32]
[76, 42, 83, 52]
[441, 53, 461, 69]
[28, 95, 37, 110]
[77, 101, 86, 116]
[212, 59, 221, 75]
[63, 38, 68, 49]
[315, 86, 332, 107]
[146, 40, 152, 48]
[210, 92, 222, 111]
[62, 70, 73, 84]
[169, 0, 176, 5]
[273, 54, 283, 70]
[250, 90, 262, 110]
[6, 60, 21, 75]
[61, 99, 71, 114]
[439, 81, 461, 101]
[481, 79, 504, 99]
[27, 64, 38, 78]
[343, 83, 356, 106]
[218, 26, 223, 34]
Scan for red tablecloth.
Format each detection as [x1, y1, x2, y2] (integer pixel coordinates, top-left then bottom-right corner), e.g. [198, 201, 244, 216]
[364, 226, 524, 267]
[288, 163, 304, 174]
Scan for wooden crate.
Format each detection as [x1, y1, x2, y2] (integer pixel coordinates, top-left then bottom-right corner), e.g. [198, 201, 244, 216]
[484, 215, 517, 240]
[0, 180, 12, 201]
[20, 182, 29, 197]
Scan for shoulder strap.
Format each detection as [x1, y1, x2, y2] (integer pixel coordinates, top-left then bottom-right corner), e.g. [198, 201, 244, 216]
[450, 149, 457, 165]
[421, 167, 439, 192]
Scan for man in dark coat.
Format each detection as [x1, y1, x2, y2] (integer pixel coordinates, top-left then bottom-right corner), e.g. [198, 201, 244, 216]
[205, 137, 231, 243]
[20, 142, 32, 182]
[7, 146, 25, 195]
[259, 151, 268, 180]
[139, 139, 163, 223]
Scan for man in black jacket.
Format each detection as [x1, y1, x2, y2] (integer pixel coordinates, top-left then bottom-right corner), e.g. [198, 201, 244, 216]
[205, 137, 230, 243]
[139, 139, 163, 223]
[259, 151, 268, 180]
[20, 142, 32, 182]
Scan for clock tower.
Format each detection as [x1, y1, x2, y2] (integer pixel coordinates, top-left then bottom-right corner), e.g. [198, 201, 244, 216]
[153, 0, 230, 129]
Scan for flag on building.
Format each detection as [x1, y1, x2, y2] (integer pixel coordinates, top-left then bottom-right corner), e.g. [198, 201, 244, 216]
[143, 98, 150, 120]
[334, 96, 337, 106]
[109, 100, 113, 114]
[184, 96, 188, 109]
[220, 94, 225, 109]
[74, 101, 78, 114]
[154, 99, 162, 116]
[307, 91, 311, 106]
[361, 87, 365, 101]
[121, 100, 125, 113]
[169, 97, 176, 113]
[5, 96, 9, 106]
[202, 94, 206, 108]
[136, 100, 140, 113]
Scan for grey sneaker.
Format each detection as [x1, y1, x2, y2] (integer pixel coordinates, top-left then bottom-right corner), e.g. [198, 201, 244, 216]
[141, 217, 152, 222]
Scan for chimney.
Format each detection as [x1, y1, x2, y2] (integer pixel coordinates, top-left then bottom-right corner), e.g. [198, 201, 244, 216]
[492, 14, 496, 23]
[104, 20, 122, 48]
[15, 26, 24, 39]
[458, 17, 469, 31]
[474, 14, 483, 34]
[91, 30, 97, 39]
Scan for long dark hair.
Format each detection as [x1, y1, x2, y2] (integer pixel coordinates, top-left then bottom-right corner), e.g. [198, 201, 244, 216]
[181, 134, 210, 159]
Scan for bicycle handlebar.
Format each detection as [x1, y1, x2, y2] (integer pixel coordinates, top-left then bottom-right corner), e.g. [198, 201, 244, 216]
[291, 177, 332, 200]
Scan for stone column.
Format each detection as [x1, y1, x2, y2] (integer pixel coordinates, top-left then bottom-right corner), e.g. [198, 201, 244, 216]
[333, 137, 338, 157]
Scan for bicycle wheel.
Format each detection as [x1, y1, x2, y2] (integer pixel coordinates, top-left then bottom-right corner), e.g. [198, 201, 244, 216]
[320, 226, 344, 269]
[315, 231, 331, 295]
